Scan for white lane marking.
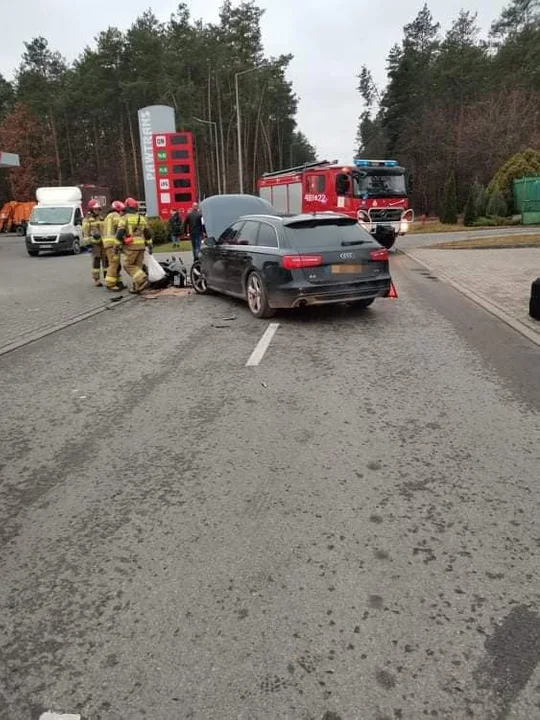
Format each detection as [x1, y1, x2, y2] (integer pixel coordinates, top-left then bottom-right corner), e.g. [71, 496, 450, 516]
[245, 322, 280, 366]
[40, 714, 80, 720]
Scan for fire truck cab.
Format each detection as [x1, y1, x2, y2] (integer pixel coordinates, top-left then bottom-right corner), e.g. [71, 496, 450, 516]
[258, 159, 413, 249]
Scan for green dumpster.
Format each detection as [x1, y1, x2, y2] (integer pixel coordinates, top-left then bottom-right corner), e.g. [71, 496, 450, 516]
[513, 177, 540, 223]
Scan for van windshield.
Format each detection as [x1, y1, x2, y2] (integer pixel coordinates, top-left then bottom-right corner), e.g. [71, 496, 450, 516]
[30, 207, 73, 225]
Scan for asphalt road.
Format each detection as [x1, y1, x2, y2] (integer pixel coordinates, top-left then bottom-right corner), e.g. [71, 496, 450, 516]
[1, 235, 540, 720]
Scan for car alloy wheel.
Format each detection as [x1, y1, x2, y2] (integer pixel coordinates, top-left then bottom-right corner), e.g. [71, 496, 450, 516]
[190, 261, 208, 294]
[72, 238, 81, 255]
[247, 273, 262, 314]
[246, 271, 274, 319]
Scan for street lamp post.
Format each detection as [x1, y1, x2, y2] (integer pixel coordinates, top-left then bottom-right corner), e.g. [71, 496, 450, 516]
[235, 65, 265, 194]
[193, 116, 221, 195]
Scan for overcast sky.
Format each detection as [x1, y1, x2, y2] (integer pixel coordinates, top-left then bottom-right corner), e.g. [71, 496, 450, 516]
[1, 0, 508, 165]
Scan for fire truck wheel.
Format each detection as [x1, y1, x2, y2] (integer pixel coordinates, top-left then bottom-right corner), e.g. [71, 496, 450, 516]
[375, 227, 396, 250]
[246, 271, 275, 319]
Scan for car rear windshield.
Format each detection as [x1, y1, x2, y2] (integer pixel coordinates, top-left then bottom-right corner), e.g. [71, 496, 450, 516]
[284, 219, 374, 249]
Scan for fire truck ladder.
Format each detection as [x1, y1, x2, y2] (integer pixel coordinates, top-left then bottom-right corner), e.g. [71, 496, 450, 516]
[261, 160, 334, 178]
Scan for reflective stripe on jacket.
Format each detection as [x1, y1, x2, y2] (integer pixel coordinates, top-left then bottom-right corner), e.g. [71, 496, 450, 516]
[118, 212, 152, 248]
[82, 215, 103, 244]
[103, 211, 122, 248]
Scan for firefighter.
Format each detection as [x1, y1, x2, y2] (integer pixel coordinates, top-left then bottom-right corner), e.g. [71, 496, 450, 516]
[82, 199, 106, 287]
[116, 197, 153, 294]
[102, 200, 126, 291]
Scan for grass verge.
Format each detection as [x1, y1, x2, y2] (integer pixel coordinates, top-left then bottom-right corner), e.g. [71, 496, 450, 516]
[409, 221, 515, 234]
[153, 241, 192, 254]
[428, 235, 540, 250]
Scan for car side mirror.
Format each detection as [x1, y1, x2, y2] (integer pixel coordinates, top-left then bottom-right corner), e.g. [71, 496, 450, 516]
[206, 236, 216, 247]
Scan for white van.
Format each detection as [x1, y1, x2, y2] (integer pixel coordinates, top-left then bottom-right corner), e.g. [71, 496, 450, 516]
[26, 187, 84, 257]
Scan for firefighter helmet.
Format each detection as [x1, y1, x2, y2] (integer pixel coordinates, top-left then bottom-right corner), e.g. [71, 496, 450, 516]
[124, 197, 138, 210]
[88, 199, 101, 211]
[111, 200, 125, 213]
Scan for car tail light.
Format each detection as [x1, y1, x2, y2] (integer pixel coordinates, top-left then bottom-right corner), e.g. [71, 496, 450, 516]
[282, 254, 323, 269]
[369, 248, 389, 261]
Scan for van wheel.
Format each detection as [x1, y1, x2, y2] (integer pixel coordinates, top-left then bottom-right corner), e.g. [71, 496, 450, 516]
[246, 271, 275, 319]
[71, 238, 81, 255]
[27, 249, 39, 257]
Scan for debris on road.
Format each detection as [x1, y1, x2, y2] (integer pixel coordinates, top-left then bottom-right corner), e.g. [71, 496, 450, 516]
[140, 287, 192, 300]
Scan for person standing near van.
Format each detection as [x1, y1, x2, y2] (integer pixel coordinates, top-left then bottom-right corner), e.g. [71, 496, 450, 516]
[116, 197, 153, 294]
[102, 200, 125, 291]
[182, 202, 205, 260]
[83, 199, 106, 287]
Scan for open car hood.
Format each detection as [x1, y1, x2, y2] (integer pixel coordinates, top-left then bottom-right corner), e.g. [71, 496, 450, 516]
[200, 194, 277, 240]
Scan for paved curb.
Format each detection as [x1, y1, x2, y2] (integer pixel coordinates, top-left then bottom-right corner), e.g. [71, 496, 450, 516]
[0, 295, 136, 357]
[402, 250, 540, 348]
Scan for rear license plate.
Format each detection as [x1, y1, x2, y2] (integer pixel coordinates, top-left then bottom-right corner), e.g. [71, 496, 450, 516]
[331, 264, 365, 274]
[40, 244, 52, 249]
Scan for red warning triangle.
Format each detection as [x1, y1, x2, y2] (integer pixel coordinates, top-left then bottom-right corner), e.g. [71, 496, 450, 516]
[388, 281, 398, 298]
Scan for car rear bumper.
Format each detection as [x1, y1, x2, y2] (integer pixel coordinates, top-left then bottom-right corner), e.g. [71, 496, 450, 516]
[268, 277, 391, 309]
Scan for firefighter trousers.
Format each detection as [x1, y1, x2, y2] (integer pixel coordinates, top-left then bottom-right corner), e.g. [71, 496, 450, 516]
[91, 243, 108, 284]
[104, 246, 122, 289]
[123, 248, 148, 292]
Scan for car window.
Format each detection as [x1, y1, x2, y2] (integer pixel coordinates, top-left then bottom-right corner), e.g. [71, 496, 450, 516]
[236, 220, 260, 246]
[219, 222, 243, 245]
[306, 174, 325, 193]
[256, 222, 279, 248]
[74, 208, 82, 225]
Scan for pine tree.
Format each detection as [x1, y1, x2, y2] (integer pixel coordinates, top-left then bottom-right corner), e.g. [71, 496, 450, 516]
[486, 188, 508, 217]
[440, 172, 458, 223]
[463, 185, 478, 225]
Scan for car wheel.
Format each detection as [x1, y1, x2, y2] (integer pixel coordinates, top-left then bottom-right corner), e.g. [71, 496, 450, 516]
[71, 238, 81, 255]
[190, 260, 209, 294]
[27, 249, 39, 257]
[246, 271, 275, 319]
[351, 298, 374, 309]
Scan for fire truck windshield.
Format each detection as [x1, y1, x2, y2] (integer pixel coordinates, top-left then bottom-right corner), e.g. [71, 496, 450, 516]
[353, 172, 406, 198]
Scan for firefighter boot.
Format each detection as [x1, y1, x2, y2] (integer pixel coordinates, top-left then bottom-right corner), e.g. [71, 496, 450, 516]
[92, 246, 103, 286]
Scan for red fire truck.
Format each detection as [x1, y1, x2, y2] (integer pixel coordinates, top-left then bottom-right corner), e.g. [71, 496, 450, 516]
[258, 159, 413, 249]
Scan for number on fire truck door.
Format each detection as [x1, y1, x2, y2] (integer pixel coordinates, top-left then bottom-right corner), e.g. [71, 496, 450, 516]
[304, 174, 327, 205]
